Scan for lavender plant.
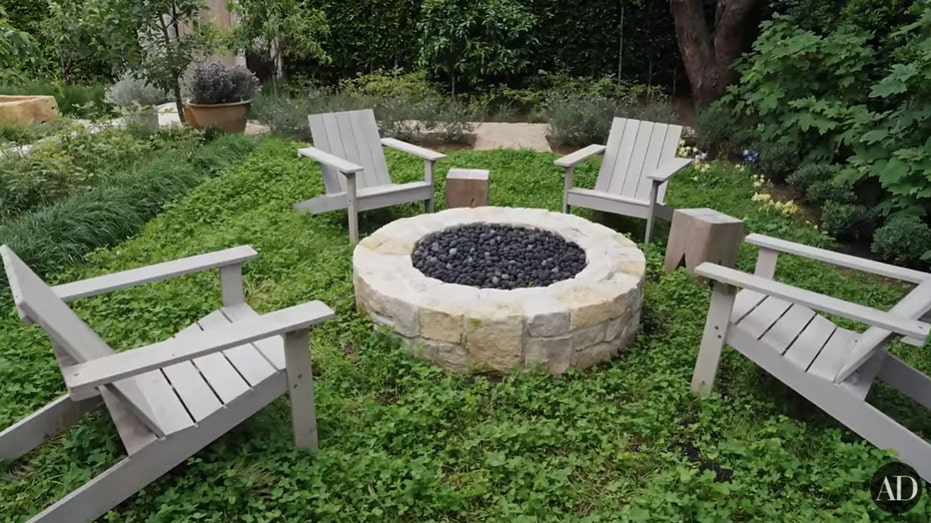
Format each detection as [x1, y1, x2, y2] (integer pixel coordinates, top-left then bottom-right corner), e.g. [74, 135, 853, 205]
[189, 62, 260, 105]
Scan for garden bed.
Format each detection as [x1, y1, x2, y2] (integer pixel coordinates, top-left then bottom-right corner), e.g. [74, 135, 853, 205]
[0, 141, 924, 521]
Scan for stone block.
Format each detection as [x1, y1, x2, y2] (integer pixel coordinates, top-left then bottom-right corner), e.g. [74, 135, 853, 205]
[571, 322, 608, 350]
[465, 309, 523, 372]
[524, 335, 571, 374]
[572, 342, 619, 368]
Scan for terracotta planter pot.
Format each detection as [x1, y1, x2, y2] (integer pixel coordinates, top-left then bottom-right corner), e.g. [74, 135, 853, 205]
[185, 100, 251, 133]
[181, 100, 201, 129]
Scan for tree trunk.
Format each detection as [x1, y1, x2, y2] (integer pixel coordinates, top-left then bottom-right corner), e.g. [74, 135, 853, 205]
[669, 0, 760, 107]
[174, 85, 186, 125]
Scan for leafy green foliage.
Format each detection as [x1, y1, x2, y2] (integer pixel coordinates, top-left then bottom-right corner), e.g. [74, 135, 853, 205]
[0, 119, 78, 147]
[723, 15, 876, 161]
[0, 81, 112, 119]
[91, 0, 218, 118]
[844, 6, 931, 217]
[417, 0, 537, 94]
[819, 201, 875, 242]
[755, 139, 801, 184]
[786, 162, 834, 196]
[292, 0, 681, 92]
[253, 72, 478, 144]
[721, 1, 931, 267]
[871, 214, 931, 267]
[228, 0, 329, 92]
[0, 126, 203, 221]
[0, 6, 45, 83]
[41, 0, 115, 83]
[693, 104, 751, 158]
[542, 75, 675, 146]
[0, 133, 255, 283]
[1, 143, 927, 521]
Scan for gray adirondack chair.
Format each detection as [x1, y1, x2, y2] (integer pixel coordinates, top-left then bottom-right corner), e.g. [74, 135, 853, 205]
[691, 233, 931, 479]
[0, 245, 335, 522]
[295, 109, 447, 244]
[554, 117, 692, 245]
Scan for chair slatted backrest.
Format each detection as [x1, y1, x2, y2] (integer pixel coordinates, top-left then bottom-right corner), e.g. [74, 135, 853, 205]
[1, 246, 163, 433]
[835, 279, 931, 383]
[308, 109, 391, 193]
[595, 118, 683, 203]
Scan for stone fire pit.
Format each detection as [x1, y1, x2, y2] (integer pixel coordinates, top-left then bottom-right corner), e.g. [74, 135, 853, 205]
[352, 207, 645, 374]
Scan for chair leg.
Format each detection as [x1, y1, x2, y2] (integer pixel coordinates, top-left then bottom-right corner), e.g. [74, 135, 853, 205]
[0, 395, 100, 461]
[425, 197, 435, 213]
[24, 437, 185, 523]
[562, 167, 573, 214]
[283, 328, 318, 450]
[644, 181, 660, 245]
[691, 284, 737, 396]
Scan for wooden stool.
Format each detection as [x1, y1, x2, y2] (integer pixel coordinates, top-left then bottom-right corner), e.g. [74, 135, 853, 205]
[663, 208, 744, 276]
[446, 168, 489, 208]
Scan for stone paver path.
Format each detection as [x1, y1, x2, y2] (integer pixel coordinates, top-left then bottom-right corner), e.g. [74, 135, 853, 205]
[472, 122, 551, 152]
[4, 104, 553, 155]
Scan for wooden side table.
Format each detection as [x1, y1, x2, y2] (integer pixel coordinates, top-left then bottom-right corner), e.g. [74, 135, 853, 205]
[663, 208, 744, 276]
[446, 168, 489, 208]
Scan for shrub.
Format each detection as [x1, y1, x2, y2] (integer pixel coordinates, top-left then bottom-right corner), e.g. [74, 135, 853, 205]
[819, 201, 875, 241]
[190, 62, 260, 105]
[372, 95, 477, 143]
[545, 95, 618, 146]
[786, 162, 832, 195]
[0, 134, 256, 283]
[544, 94, 675, 147]
[756, 139, 800, 183]
[251, 90, 362, 140]
[694, 104, 750, 157]
[417, 0, 537, 93]
[871, 214, 931, 267]
[340, 69, 436, 99]
[105, 73, 170, 108]
[806, 180, 856, 206]
[0, 120, 76, 146]
[0, 126, 204, 221]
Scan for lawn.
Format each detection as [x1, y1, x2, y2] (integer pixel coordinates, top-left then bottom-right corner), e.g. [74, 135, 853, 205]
[1, 138, 929, 522]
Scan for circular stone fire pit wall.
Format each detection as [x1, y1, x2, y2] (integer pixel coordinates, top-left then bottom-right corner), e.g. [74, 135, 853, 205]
[352, 207, 646, 374]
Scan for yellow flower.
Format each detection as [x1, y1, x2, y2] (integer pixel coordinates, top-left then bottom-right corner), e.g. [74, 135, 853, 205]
[751, 192, 772, 202]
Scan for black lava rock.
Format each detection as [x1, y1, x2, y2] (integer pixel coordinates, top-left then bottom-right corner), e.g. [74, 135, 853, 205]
[411, 223, 587, 289]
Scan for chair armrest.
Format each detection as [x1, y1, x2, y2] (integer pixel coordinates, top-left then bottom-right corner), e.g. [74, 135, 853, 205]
[746, 233, 930, 284]
[53, 246, 258, 302]
[61, 301, 336, 396]
[696, 263, 930, 341]
[554, 144, 606, 168]
[380, 138, 446, 161]
[646, 158, 693, 183]
[298, 146, 363, 174]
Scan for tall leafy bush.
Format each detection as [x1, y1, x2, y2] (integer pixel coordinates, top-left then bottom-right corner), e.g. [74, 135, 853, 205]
[417, 0, 537, 94]
[844, 6, 931, 217]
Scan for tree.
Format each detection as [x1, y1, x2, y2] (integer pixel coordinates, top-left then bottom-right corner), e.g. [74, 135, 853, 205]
[94, 0, 218, 122]
[668, 0, 762, 107]
[228, 0, 329, 92]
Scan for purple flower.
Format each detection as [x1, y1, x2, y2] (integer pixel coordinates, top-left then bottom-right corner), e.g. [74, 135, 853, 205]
[742, 149, 760, 163]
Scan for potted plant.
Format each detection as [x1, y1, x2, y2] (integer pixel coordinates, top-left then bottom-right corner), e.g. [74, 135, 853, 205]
[104, 73, 169, 130]
[184, 62, 260, 133]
